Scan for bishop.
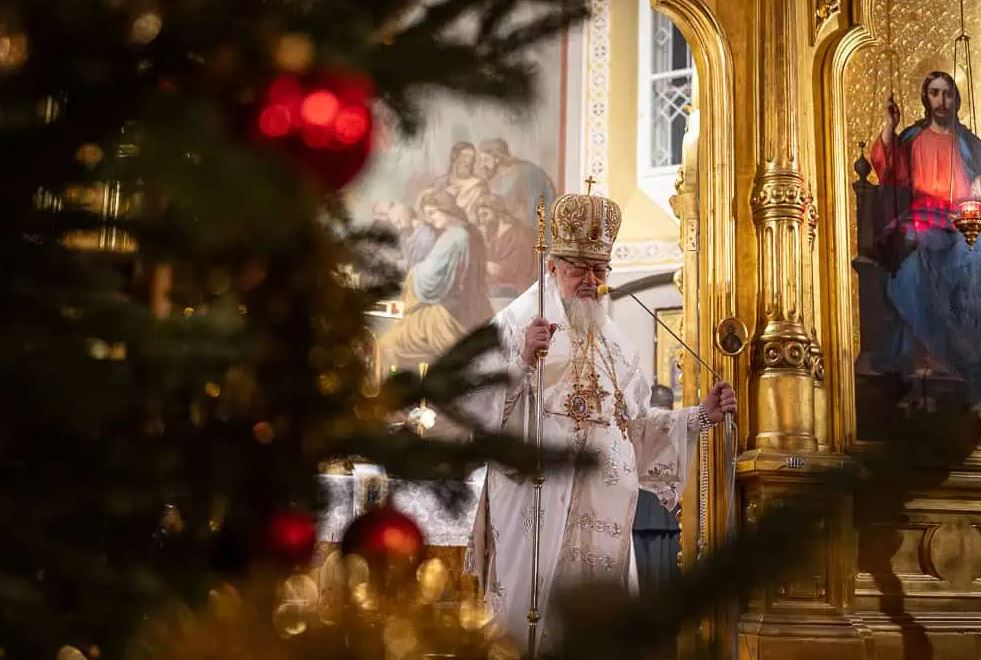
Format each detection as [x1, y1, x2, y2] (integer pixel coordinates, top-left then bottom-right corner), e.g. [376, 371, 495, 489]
[464, 190, 736, 651]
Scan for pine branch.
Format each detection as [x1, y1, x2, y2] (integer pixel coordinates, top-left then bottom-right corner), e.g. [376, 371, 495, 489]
[0, 0, 590, 655]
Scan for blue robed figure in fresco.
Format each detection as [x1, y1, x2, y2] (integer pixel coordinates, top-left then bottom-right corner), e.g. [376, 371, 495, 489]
[379, 190, 493, 368]
[869, 71, 981, 403]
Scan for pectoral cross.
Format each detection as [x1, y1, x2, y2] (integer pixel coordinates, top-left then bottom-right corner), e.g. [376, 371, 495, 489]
[584, 176, 596, 195]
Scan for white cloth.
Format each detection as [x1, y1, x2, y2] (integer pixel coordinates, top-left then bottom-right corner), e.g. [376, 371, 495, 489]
[463, 278, 699, 652]
[317, 468, 486, 546]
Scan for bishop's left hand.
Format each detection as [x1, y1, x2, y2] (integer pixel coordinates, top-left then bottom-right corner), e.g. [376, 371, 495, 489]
[702, 381, 737, 424]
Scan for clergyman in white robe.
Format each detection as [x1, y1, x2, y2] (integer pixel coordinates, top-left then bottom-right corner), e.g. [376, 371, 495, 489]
[463, 275, 702, 652]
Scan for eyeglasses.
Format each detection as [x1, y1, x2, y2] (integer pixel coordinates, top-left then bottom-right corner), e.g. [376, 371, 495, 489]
[557, 258, 612, 280]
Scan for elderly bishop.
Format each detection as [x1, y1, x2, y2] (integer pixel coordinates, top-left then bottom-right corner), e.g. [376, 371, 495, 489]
[464, 191, 736, 651]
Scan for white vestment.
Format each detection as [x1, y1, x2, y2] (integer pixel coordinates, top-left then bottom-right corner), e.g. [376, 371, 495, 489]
[463, 278, 699, 652]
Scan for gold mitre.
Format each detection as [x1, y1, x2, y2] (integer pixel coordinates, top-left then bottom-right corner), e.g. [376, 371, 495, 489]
[549, 189, 622, 262]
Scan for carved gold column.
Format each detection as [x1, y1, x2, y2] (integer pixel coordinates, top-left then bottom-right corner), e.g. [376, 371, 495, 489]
[737, 2, 865, 659]
[748, 0, 816, 453]
[670, 105, 703, 571]
[805, 205, 829, 452]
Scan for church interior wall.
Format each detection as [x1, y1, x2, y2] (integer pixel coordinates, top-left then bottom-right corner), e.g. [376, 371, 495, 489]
[570, 0, 689, 389]
[607, 0, 686, 245]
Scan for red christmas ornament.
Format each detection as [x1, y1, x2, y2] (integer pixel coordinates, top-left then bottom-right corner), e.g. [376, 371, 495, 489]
[267, 509, 318, 567]
[341, 505, 424, 583]
[256, 71, 374, 191]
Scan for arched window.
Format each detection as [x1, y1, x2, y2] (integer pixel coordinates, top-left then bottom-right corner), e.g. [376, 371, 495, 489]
[637, 2, 694, 207]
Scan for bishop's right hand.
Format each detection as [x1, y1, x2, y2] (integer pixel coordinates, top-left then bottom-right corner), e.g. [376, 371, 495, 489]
[522, 316, 557, 367]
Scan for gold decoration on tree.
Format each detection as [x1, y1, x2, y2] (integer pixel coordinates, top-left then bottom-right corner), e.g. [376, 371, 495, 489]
[129, 548, 518, 659]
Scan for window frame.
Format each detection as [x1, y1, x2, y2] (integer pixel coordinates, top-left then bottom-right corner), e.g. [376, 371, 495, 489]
[636, 1, 694, 209]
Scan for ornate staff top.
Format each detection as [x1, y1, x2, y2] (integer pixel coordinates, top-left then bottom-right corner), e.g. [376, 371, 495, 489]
[535, 193, 547, 255]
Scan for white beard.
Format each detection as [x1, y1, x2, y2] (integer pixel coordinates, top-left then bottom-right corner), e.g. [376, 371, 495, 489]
[546, 272, 607, 336]
[564, 295, 606, 337]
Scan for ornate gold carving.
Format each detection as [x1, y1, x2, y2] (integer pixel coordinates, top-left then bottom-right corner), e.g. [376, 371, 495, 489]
[756, 338, 809, 371]
[750, 172, 813, 215]
[809, 341, 826, 381]
[535, 193, 547, 254]
[749, 0, 819, 452]
[670, 152, 699, 254]
[814, 0, 840, 41]
[920, 520, 981, 590]
[750, 169, 815, 371]
[806, 199, 819, 245]
[651, 0, 738, 611]
[674, 165, 686, 196]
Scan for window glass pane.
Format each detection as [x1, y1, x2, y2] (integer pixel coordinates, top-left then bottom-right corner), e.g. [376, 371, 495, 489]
[671, 25, 688, 70]
[652, 13, 673, 73]
[648, 12, 692, 169]
[650, 74, 692, 169]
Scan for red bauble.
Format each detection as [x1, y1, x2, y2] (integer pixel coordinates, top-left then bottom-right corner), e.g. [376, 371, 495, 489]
[255, 71, 374, 191]
[341, 505, 424, 581]
[267, 509, 318, 567]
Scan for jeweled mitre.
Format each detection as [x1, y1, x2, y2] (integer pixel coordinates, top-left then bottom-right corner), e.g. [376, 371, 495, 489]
[549, 192, 622, 261]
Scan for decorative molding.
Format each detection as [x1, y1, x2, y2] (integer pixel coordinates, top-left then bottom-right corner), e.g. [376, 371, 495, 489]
[750, 170, 813, 215]
[610, 239, 683, 269]
[809, 341, 825, 381]
[806, 200, 819, 245]
[813, 0, 841, 43]
[754, 338, 811, 372]
[921, 521, 981, 590]
[751, 335, 825, 378]
[648, 0, 737, 589]
[585, 0, 610, 197]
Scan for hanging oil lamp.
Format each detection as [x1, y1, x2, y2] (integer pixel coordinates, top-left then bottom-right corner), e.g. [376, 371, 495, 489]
[949, 0, 980, 247]
[954, 201, 981, 248]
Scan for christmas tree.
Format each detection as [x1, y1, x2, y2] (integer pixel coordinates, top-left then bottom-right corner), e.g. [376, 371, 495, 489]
[0, 1, 587, 657]
[4, 3, 978, 659]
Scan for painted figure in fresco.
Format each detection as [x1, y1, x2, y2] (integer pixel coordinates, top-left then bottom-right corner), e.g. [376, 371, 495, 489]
[386, 203, 415, 270]
[379, 190, 492, 368]
[869, 71, 981, 401]
[388, 203, 414, 241]
[402, 203, 438, 270]
[474, 193, 537, 298]
[422, 141, 490, 223]
[478, 138, 557, 229]
[370, 200, 393, 228]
